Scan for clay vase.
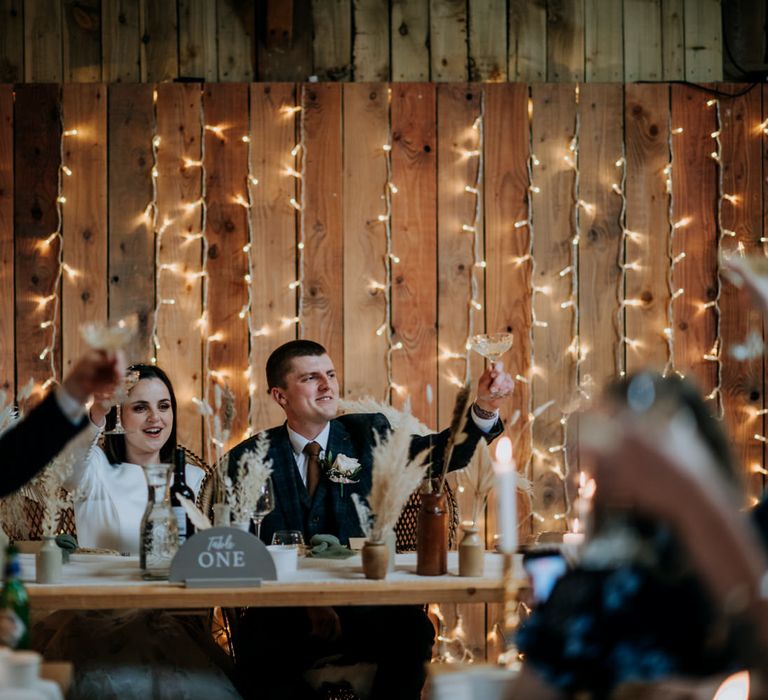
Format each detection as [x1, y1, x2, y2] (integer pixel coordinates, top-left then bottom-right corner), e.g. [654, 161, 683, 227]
[35, 537, 62, 584]
[416, 491, 448, 576]
[361, 540, 388, 580]
[458, 525, 484, 577]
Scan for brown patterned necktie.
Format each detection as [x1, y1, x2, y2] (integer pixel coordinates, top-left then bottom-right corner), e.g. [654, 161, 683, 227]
[304, 441, 322, 498]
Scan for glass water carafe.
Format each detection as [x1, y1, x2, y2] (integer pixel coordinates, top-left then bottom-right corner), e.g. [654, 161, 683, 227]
[140, 463, 179, 580]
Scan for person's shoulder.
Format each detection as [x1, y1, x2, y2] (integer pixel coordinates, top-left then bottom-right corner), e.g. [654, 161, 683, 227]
[228, 424, 285, 457]
[335, 412, 391, 434]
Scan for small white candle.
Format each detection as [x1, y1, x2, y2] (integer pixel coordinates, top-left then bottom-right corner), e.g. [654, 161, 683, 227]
[493, 437, 517, 553]
[562, 532, 585, 546]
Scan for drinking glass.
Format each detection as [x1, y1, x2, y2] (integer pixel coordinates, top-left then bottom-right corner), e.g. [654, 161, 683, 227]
[107, 369, 141, 435]
[250, 477, 275, 542]
[79, 314, 138, 352]
[140, 463, 179, 580]
[470, 332, 514, 399]
[271, 530, 305, 555]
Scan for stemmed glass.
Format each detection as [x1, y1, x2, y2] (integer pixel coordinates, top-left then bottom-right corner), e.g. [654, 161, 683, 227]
[470, 332, 514, 399]
[250, 477, 275, 542]
[108, 369, 140, 435]
[79, 314, 139, 435]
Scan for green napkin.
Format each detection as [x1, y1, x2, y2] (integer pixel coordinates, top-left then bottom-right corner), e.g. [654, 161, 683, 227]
[56, 533, 77, 562]
[308, 534, 355, 559]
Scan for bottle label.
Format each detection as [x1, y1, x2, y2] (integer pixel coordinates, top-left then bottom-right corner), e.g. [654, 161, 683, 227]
[172, 506, 187, 542]
[0, 608, 25, 648]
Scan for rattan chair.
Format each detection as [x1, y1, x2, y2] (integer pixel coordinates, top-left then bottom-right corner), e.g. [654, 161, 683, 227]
[393, 481, 460, 552]
[14, 443, 212, 542]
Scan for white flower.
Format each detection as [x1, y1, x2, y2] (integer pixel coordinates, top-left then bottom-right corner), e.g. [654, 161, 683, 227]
[326, 454, 362, 485]
[333, 454, 361, 476]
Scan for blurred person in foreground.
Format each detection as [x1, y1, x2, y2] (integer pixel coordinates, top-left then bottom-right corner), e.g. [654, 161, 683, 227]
[507, 372, 768, 700]
[0, 350, 123, 496]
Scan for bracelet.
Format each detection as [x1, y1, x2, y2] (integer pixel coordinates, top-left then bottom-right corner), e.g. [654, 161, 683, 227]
[472, 403, 498, 420]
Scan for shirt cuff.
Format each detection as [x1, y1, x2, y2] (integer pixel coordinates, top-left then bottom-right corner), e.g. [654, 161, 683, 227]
[470, 404, 499, 433]
[54, 385, 86, 425]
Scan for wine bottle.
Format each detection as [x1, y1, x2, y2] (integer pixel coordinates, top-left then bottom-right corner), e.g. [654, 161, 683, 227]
[0, 543, 29, 649]
[170, 447, 196, 544]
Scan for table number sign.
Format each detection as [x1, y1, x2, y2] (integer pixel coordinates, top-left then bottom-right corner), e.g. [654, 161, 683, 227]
[168, 527, 277, 588]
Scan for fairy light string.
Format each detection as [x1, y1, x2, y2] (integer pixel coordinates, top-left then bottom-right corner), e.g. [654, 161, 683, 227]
[704, 98, 725, 418]
[664, 117, 688, 378]
[378, 90, 403, 399]
[37, 98, 75, 393]
[462, 95, 486, 384]
[284, 93, 306, 336]
[242, 118, 258, 440]
[613, 146, 630, 377]
[149, 88, 168, 364]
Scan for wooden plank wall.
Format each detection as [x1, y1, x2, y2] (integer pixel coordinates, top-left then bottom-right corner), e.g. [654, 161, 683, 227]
[0, 0, 730, 84]
[1, 81, 766, 660]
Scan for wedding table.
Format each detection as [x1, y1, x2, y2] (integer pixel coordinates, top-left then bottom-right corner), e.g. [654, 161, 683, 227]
[21, 552, 521, 611]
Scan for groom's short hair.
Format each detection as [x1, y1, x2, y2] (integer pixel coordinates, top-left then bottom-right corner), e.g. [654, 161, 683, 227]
[266, 340, 328, 391]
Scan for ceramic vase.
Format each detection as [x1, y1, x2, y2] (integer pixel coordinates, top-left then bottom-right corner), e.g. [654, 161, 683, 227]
[416, 491, 448, 576]
[212, 503, 231, 527]
[458, 525, 484, 577]
[361, 540, 388, 580]
[35, 538, 61, 584]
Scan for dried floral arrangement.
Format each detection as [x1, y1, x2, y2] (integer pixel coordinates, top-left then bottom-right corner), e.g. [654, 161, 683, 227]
[352, 410, 430, 544]
[225, 430, 273, 524]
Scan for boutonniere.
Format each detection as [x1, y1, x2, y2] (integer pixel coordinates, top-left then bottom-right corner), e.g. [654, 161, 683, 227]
[323, 452, 362, 497]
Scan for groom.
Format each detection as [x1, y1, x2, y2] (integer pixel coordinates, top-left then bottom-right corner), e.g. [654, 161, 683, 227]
[226, 339, 513, 700]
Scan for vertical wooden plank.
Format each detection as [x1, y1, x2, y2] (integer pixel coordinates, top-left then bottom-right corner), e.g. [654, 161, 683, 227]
[61, 84, 107, 377]
[430, 0, 467, 82]
[468, 0, 507, 81]
[662, 0, 685, 80]
[0, 86, 13, 394]
[485, 83, 532, 534]
[436, 82, 485, 661]
[508, 0, 546, 82]
[217, 0, 255, 81]
[437, 84, 484, 430]
[624, 84, 671, 372]
[249, 83, 298, 429]
[140, 0, 178, 82]
[342, 83, 389, 400]
[547, 0, 584, 82]
[485, 82, 531, 663]
[0, 0, 24, 82]
[24, 0, 62, 82]
[391, 83, 436, 425]
[312, 0, 352, 81]
[530, 83, 577, 534]
[257, 0, 312, 81]
[684, 0, 723, 82]
[579, 84, 624, 388]
[204, 83, 250, 449]
[14, 85, 60, 403]
[63, 0, 101, 82]
[352, 0, 389, 81]
[108, 83, 154, 364]
[155, 83, 203, 456]
[719, 85, 763, 497]
[623, 0, 662, 81]
[585, 0, 622, 81]
[723, 0, 766, 79]
[179, 0, 217, 82]
[302, 83, 344, 375]
[670, 84, 717, 397]
[102, 0, 140, 83]
[391, 0, 429, 81]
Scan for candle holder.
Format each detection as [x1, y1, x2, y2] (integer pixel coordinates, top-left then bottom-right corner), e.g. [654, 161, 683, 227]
[497, 552, 522, 670]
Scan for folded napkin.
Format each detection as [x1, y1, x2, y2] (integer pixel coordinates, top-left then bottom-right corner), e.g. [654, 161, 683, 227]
[308, 534, 355, 559]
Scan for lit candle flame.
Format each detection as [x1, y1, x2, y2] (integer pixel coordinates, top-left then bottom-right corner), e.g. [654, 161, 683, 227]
[712, 671, 749, 700]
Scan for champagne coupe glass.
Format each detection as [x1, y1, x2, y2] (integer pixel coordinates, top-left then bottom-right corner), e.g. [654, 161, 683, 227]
[107, 369, 141, 435]
[79, 314, 139, 434]
[470, 332, 514, 399]
[250, 477, 275, 542]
